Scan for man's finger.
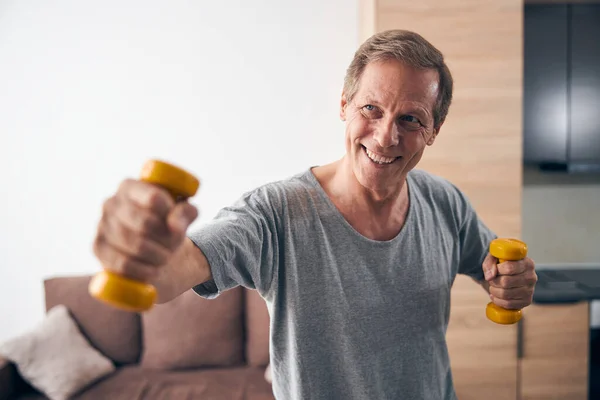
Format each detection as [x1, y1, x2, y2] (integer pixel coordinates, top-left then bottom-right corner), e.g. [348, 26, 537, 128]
[490, 295, 531, 311]
[482, 252, 498, 281]
[489, 285, 528, 301]
[496, 259, 528, 276]
[112, 197, 173, 248]
[489, 271, 536, 289]
[119, 179, 175, 218]
[166, 202, 199, 236]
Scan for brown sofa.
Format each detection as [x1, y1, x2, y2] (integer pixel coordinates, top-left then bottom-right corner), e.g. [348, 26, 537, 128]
[0, 275, 274, 400]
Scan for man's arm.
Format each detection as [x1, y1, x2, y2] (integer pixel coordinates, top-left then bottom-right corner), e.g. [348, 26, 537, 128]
[93, 178, 278, 305]
[93, 179, 213, 305]
[472, 252, 538, 310]
[449, 183, 537, 308]
[152, 237, 213, 304]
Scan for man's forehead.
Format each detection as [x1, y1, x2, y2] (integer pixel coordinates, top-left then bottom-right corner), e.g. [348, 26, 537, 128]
[358, 87, 436, 106]
[356, 61, 440, 100]
[360, 90, 395, 103]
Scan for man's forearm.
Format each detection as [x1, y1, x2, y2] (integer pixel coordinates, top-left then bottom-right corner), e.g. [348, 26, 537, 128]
[153, 237, 213, 304]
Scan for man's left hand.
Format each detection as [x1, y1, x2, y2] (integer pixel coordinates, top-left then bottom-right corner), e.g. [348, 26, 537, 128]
[482, 253, 538, 310]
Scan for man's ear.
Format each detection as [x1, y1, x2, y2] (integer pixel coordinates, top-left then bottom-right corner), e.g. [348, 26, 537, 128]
[340, 92, 348, 121]
[426, 123, 443, 146]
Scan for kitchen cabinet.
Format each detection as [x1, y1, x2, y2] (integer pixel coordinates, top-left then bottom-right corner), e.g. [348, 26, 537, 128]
[570, 5, 600, 166]
[448, 281, 590, 400]
[523, 4, 569, 164]
[447, 276, 518, 400]
[523, 4, 600, 169]
[520, 302, 589, 400]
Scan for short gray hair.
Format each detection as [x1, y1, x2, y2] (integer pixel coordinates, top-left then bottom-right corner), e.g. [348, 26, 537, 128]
[343, 29, 453, 128]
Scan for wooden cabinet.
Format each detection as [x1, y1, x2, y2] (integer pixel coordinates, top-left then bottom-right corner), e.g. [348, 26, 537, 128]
[447, 275, 518, 400]
[358, 1, 590, 399]
[448, 280, 590, 400]
[520, 302, 590, 400]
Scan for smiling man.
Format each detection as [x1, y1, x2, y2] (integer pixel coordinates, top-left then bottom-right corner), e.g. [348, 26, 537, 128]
[93, 30, 537, 400]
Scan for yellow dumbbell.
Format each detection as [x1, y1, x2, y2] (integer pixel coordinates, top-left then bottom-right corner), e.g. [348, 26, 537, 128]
[88, 159, 200, 312]
[485, 238, 528, 325]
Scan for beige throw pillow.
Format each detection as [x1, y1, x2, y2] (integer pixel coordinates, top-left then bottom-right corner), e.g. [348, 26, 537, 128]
[265, 363, 272, 384]
[0, 304, 115, 400]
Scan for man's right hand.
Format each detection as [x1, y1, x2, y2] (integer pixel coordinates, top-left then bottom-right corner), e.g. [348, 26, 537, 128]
[93, 179, 199, 283]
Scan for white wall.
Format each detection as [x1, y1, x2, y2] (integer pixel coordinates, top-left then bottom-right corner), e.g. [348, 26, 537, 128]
[522, 168, 600, 264]
[0, 0, 359, 342]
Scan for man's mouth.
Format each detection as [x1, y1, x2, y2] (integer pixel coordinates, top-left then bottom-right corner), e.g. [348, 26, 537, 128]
[362, 146, 400, 165]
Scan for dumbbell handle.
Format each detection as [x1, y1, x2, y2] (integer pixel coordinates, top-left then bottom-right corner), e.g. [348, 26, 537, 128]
[485, 238, 528, 325]
[88, 159, 199, 312]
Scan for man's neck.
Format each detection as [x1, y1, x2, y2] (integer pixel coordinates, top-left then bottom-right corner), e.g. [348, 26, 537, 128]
[311, 159, 410, 241]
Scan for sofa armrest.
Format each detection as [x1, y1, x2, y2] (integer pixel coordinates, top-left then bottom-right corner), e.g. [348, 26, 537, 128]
[0, 355, 18, 400]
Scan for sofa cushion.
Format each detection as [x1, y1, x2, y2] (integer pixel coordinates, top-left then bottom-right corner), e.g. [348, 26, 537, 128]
[0, 305, 116, 400]
[140, 287, 244, 370]
[244, 289, 270, 366]
[72, 365, 274, 400]
[44, 275, 141, 365]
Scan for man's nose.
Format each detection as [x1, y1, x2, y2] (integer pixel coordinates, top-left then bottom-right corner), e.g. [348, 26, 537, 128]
[373, 119, 400, 148]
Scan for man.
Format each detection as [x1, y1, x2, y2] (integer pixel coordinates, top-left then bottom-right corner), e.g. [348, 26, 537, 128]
[93, 29, 537, 399]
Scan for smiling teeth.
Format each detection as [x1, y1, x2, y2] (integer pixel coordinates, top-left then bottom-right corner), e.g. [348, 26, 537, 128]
[365, 148, 396, 164]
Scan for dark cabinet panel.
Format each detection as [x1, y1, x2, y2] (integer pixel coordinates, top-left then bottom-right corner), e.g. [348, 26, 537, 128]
[523, 5, 569, 164]
[570, 5, 600, 164]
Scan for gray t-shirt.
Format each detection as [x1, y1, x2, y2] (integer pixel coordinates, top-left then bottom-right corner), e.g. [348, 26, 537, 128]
[188, 168, 496, 400]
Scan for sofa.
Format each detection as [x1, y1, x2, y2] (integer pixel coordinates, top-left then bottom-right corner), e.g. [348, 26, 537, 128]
[0, 275, 274, 400]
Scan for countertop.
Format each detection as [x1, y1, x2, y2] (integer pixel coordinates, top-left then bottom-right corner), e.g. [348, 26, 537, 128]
[533, 263, 600, 304]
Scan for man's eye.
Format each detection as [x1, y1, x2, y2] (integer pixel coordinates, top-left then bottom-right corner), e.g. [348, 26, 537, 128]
[400, 115, 420, 124]
[361, 104, 380, 118]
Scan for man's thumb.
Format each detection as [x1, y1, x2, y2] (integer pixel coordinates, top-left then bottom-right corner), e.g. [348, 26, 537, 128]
[167, 203, 199, 235]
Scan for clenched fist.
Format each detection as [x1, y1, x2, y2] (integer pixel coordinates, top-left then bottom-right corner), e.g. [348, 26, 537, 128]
[483, 253, 538, 310]
[93, 179, 199, 283]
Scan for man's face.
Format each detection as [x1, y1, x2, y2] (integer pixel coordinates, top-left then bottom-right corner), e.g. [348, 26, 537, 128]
[340, 59, 441, 194]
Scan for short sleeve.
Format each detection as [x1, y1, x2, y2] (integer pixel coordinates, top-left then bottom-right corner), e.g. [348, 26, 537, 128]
[187, 189, 279, 299]
[456, 192, 497, 281]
